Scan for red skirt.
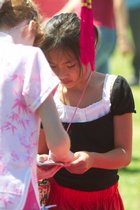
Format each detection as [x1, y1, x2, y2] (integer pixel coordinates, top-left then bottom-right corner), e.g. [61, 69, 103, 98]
[46, 179, 124, 210]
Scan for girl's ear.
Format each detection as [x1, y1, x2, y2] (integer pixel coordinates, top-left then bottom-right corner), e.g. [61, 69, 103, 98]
[22, 20, 36, 45]
[28, 20, 36, 34]
[22, 20, 36, 36]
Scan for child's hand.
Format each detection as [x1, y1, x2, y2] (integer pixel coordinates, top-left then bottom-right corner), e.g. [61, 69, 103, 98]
[37, 154, 63, 179]
[48, 150, 74, 164]
[37, 154, 49, 163]
[65, 151, 92, 174]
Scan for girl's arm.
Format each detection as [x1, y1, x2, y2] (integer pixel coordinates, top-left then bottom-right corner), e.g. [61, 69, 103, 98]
[66, 113, 132, 174]
[38, 128, 49, 154]
[90, 113, 132, 169]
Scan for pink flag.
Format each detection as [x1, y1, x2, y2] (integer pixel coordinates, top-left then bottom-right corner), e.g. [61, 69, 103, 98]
[80, 0, 95, 71]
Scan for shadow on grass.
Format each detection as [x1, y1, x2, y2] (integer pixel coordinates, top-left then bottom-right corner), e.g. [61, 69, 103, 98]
[120, 167, 140, 174]
[120, 156, 140, 174]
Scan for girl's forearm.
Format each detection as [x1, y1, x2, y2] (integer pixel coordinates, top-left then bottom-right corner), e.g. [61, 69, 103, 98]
[89, 148, 132, 169]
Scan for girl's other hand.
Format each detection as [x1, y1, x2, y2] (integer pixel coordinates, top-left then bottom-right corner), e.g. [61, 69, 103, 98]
[65, 151, 92, 174]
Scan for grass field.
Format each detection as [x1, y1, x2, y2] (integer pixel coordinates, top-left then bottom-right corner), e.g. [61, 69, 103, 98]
[110, 48, 140, 210]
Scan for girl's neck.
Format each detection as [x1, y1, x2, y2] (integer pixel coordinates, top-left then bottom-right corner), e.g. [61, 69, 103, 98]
[58, 71, 93, 107]
[0, 26, 22, 44]
[58, 72, 105, 107]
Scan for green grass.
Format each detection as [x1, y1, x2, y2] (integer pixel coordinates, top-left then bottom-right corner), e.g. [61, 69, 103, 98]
[110, 48, 140, 210]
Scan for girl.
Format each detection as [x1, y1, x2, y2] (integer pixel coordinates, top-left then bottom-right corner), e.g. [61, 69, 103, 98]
[0, 1, 73, 210]
[38, 13, 135, 210]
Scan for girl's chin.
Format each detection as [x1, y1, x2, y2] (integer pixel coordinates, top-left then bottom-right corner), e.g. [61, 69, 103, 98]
[61, 80, 78, 89]
[61, 82, 72, 87]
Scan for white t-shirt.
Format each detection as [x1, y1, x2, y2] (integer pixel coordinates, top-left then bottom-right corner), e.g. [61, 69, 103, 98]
[0, 32, 59, 210]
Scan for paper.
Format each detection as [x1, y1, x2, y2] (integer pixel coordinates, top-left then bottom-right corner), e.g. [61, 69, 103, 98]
[37, 160, 64, 166]
[37, 159, 64, 171]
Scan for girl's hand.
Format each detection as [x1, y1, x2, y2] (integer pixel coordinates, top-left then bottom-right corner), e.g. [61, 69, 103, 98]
[65, 151, 92, 174]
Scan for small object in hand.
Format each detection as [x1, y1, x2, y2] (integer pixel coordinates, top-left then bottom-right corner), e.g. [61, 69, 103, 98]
[38, 179, 51, 206]
[37, 160, 64, 170]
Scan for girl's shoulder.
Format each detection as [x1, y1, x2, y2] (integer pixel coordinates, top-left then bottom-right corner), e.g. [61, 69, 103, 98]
[110, 75, 136, 115]
[17, 44, 42, 55]
[93, 72, 117, 101]
[97, 73, 136, 115]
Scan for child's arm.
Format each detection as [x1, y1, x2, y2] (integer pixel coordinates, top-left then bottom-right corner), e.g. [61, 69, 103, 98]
[66, 113, 132, 174]
[38, 128, 49, 154]
[38, 94, 74, 163]
[91, 113, 132, 169]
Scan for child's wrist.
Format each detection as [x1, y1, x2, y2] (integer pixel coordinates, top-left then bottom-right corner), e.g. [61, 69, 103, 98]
[48, 150, 74, 163]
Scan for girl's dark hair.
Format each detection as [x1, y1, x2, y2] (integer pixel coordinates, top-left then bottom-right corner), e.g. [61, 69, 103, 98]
[41, 13, 98, 62]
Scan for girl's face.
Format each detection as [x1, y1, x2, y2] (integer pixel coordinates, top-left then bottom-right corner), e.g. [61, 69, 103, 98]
[46, 49, 82, 89]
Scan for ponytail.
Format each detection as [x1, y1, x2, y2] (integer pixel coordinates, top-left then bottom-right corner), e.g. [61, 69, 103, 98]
[0, 0, 44, 46]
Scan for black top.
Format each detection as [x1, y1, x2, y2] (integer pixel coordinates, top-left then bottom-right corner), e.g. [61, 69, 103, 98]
[53, 75, 136, 191]
[55, 113, 117, 191]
